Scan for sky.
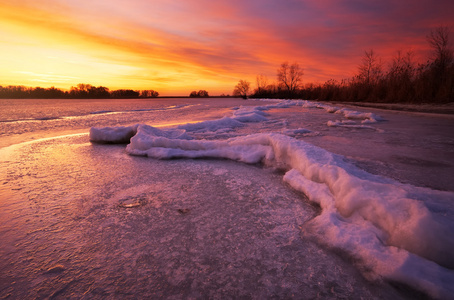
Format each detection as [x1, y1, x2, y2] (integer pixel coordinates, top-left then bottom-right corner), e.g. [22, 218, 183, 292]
[0, 0, 453, 96]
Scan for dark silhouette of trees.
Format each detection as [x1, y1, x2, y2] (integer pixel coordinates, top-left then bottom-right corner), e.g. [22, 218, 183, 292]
[428, 26, 453, 73]
[89, 86, 110, 98]
[277, 62, 304, 97]
[69, 84, 90, 98]
[252, 74, 280, 98]
[69, 84, 111, 98]
[233, 80, 251, 98]
[68, 84, 112, 98]
[189, 90, 209, 97]
[198, 90, 209, 97]
[255, 75, 269, 96]
[251, 26, 453, 104]
[140, 90, 159, 98]
[32, 86, 67, 98]
[350, 49, 384, 101]
[424, 26, 454, 101]
[357, 49, 383, 86]
[0, 84, 160, 99]
[385, 50, 416, 102]
[0, 85, 68, 99]
[110, 89, 140, 98]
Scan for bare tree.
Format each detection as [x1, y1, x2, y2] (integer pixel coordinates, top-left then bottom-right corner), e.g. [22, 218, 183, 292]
[277, 62, 303, 95]
[385, 50, 416, 101]
[255, 74, 269, 94]
[427, 26, 453, 69]
[426, 26, 454, 100]
[388, 50, 415, 81]
[233, 80, 251, 98]
[358, 49, 383, 85]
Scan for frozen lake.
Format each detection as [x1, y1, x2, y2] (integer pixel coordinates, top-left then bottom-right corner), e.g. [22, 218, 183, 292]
[1, 98, 453, 299]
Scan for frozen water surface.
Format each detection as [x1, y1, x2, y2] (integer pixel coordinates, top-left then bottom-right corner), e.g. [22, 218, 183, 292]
[0, 138, 397, 299]
[1, 98, 453, 299]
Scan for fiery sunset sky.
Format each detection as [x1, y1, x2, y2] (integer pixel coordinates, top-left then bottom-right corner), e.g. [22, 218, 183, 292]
[1, 0, 453, 96]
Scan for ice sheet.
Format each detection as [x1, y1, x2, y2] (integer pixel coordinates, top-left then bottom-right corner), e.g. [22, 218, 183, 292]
[90, 99, 454, 298]
[2, 136, 402, 299]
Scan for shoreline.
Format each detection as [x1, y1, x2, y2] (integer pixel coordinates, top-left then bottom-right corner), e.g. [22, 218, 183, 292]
[333, 101, 454, 115]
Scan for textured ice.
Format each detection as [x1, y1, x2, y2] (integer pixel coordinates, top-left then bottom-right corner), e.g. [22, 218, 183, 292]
[177, 116, 244, 133]
[327, 120, 379, 130]
[231, 106, 269, 122]
[90, 124, 192, 144]
[89, 125, 138, 143]
[89, 99, 454, 299]
[334, 107, 384, 123]
[282, 127, 313, 136]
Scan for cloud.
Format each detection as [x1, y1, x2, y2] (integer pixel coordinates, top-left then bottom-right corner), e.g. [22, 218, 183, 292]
[1, 0, 453, 94]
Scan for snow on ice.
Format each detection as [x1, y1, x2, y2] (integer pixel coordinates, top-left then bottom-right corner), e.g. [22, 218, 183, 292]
[90, 99, 454, 299]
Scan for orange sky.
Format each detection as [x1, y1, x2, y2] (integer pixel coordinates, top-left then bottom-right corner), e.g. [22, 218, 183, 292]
[0, 0, 453, 96]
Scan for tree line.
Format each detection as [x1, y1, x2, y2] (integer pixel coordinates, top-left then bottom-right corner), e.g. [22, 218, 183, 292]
[236, 26, 453, 103]
[0, 83, 159, 99]
[189, 90, 209, 97]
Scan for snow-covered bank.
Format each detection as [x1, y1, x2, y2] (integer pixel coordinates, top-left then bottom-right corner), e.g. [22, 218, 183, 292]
[90, 100, 454, 299]
[340, 101, 454, 115]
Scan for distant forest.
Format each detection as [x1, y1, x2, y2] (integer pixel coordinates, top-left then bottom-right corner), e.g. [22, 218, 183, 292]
[243, 26, 454, 104]
[0, 83, 159, 99]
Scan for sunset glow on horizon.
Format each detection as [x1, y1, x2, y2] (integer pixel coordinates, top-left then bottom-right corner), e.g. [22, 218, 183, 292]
[1, 0, 453, 96]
